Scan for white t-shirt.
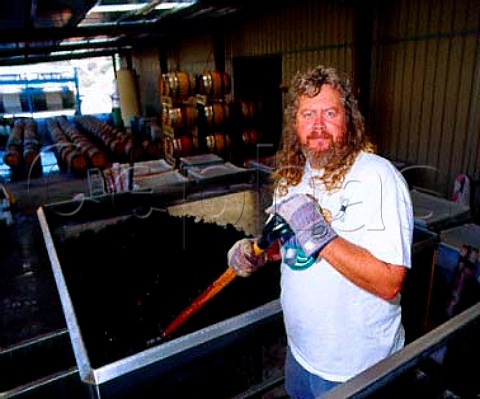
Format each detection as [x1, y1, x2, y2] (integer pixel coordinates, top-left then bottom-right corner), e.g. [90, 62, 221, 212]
[275, 152, 413, 382]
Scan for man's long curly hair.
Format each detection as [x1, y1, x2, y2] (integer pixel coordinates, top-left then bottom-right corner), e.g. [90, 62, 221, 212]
[273, 65, 375, 194]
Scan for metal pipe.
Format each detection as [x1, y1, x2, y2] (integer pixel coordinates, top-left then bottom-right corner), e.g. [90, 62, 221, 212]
[2, 367, 80, 398]
[0, 38, 127, 57]
[0, 48, 130, 67]
[0, 19, 163, 44]
[115, 0, 165, 22]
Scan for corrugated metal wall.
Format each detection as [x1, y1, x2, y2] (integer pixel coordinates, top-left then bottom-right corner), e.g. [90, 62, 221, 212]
[168, 33, 216, 75]
[370, 0, 480, 194]
[227, 0, 354, 88]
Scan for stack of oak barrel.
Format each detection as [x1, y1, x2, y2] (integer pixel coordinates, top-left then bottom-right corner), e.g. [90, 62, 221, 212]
[46, 116, 108, 175]
[46, 115, 161, 176]
[74, 115, 160, 161]
[3, 118, 41, 178]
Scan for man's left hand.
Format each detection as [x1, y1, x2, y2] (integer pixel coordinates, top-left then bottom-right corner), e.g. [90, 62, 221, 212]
[268, 194, 337, 257]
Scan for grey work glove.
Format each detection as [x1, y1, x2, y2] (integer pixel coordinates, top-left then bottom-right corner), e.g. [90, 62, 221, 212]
[268, 194, 337, 258]
[227, 238, 267, 277]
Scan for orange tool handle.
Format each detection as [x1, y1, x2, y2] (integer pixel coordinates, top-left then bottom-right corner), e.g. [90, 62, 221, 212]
[252, 241, 264, 256]
[162, 241, 264, 339]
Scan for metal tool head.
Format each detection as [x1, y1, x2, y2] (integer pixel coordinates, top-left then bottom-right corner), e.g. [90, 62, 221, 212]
[257, 213, 293, 250]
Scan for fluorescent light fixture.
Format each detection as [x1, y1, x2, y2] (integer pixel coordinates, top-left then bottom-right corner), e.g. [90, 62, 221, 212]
[89, 2, 196, 13]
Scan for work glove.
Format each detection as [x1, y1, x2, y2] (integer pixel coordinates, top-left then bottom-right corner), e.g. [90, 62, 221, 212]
[227, 238, 267, 277]
[268, 193, 337, 258]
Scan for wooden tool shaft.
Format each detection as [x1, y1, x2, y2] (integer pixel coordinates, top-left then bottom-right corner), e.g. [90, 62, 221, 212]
[162, 267, 236, 338]
[162, 242, 263, 338]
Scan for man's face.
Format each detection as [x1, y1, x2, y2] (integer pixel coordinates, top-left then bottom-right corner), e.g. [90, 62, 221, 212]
[295, 84, 347, 168]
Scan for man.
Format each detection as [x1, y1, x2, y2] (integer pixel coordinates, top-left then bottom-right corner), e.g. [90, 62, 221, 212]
[228, 65, 413, 398]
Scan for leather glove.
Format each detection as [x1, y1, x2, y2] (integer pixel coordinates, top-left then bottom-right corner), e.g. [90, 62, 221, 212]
[268, 194, 337, 258]
[227, 238, 267, 277]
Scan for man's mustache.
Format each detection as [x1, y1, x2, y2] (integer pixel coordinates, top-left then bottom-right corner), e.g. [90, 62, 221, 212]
[307, 130, 333, 141]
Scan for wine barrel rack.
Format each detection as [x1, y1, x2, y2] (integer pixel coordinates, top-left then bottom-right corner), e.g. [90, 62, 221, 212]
[159, 69, 268, 166]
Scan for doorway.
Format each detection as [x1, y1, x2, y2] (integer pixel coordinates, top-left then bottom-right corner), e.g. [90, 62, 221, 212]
[232, 55, 283, 156]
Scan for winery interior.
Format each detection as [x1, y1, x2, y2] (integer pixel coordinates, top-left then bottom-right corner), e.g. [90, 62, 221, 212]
[1, 0, 480, 398]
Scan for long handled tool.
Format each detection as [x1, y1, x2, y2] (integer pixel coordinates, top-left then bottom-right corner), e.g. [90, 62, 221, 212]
[161, 214, 291, 339]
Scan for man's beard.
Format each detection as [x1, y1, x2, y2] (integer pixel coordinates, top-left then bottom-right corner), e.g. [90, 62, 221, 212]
[301, 131, 345, 169]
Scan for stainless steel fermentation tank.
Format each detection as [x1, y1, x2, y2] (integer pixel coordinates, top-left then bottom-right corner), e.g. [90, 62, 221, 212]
[37, 181, 285, 399]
